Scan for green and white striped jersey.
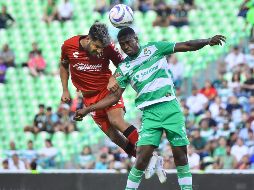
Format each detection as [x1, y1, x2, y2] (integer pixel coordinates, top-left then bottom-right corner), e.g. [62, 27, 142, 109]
[115, 41, 176, 109]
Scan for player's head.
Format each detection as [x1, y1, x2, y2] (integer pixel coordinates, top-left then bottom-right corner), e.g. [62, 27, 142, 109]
[117, 27, 139, 56]
[87, 22, 110, 56]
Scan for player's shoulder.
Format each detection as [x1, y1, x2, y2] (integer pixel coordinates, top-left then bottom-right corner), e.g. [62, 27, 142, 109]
[104, 42, 119, 52]
[62, 35, 82, 47]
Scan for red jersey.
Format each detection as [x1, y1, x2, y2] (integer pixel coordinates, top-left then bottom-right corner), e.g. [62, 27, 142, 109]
[61, 35, 123, 92]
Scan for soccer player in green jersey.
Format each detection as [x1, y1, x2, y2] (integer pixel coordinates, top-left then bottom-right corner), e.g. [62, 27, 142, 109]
[74, 27, 226, 190]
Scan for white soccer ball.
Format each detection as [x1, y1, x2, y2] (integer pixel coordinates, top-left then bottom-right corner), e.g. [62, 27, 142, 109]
[109, 4, 134, 28]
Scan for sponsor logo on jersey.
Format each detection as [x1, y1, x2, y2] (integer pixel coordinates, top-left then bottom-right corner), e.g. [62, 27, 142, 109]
[133, 65, 159, 82]
[73, 63, 102, 71]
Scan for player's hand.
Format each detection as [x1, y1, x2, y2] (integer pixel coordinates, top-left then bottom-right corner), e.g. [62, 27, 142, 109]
[208, 35, 226, 46]
[107, 76, 119, 93]
[73, 108, 90, 121]
[61, 90, 71, 103]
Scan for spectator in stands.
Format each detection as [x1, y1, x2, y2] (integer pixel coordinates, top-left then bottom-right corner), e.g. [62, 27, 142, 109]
[0, 56, 7, 84]
[95, 153, 109, 170]
[228, 72, 242, 96]
[95, 0, 108, 15]
[1, 159, 9, 169]
[191, 129, 207, 156]
[70, 91, 83, 113]
[184, 0, 195, 10]
[167, 54, 184, 89]
[0, 5, 15, 29]
[209, 96, 224, 118]
[217, 79, 234, 102]
[186, 86, 208, 116]
[27, 51, 46, 77]
[0, 44, 15, 67]
[239, 122, 253, 141]
[219, 145, 237, 169]
[43, 0, 58, 24]
[153, 1, 171, 27]
[213, 137, 227, 158]
[226, 96, 243, 124]
[245, 44, 254, 68]
[246, 129, 254, 147]
[21, 140, 37, 169]
[77, 146, 95, 169]
[138, 0, 154, 13]
[45, 107, 59, 133]
[56, 103, 77, 133]
[8, 154, 26, 170]
[108, 148, 128, 170]
[37, 139, 58, 169]
[169, 3, 189, 27]
[187, 145, 200, 169]
[199, 118, 215, 141]
[231, 138, 249, 162]
[237, 155, 251, 169]
[199, 80, 217, 101]
[24, 104, 46, 133]
[238, 0, 251, 18]
[29, 42, 42, 58]
[57, 0, 74, 22]
[5, 141, 18, 158]
[241, 70, 254, 96]
[225, 46, 246, 72]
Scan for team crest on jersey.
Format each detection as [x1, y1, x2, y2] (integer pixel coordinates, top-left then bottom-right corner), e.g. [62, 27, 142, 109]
[114, 71, 122, 78]
[144, 48, 151, 56]
[73, 52, 79, 58]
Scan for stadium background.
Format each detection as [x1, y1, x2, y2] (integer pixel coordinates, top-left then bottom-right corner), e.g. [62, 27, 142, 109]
[0, 0, 254, 189]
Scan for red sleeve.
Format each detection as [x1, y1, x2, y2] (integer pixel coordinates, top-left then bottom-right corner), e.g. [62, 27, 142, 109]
[61, 43, 68, 62]
[105, 43, 124, 66]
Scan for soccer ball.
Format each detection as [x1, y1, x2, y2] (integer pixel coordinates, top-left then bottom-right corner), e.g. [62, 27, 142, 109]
[109, 4, 134, 28]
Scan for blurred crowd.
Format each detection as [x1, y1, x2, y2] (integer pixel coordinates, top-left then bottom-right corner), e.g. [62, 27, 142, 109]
[95, 0, 194, 27]
[24, 91, 84, 134]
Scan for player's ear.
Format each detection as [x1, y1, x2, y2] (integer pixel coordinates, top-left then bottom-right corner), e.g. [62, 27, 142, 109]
[86, 35, 92, 43]
[134, 35, 139, 43]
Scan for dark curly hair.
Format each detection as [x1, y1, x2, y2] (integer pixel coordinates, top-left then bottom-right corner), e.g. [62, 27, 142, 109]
[89, 22, 110, 47]
[117, 27, 136, 40]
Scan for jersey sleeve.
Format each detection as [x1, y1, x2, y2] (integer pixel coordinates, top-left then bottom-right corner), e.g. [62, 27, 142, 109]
[60, 43, 68, 62]
[154, 41, 176, 56]
[106, 43, 124, 66]
[114, 66, 128, 89]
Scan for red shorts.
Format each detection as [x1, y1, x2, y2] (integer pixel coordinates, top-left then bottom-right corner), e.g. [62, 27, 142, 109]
[83, 88, 125, 132]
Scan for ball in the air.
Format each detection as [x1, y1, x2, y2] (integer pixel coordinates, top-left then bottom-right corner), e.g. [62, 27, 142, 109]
[109, 4, 134, 28]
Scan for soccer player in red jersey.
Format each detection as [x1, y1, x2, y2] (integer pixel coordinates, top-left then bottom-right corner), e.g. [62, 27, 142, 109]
[60, 22, 138, 157]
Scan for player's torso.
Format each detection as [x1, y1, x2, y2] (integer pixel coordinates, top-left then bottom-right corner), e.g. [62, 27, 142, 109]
[121, 44, 174, 92]
[64, 36, 112, 92]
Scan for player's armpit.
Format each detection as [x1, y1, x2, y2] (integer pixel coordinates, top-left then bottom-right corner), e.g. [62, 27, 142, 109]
[60, 59, 69, 69]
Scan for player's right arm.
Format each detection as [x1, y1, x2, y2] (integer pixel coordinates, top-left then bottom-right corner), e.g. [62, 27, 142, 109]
[74, 88, 124, 121]
[74, 66, 128, 121]
[60, 44, 71, 103]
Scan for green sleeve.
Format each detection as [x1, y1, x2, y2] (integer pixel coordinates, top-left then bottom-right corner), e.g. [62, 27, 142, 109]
[154, 41, 176, 56]
[114, 67, 129, 89]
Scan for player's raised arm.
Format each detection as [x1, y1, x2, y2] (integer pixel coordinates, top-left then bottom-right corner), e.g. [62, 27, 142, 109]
[174, 35, 226, 52]
[73, 88, 124, 121]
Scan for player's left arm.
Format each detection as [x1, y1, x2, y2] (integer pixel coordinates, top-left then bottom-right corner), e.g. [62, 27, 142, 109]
[73, 88, 124, 121]
[174, 35, 226, 52]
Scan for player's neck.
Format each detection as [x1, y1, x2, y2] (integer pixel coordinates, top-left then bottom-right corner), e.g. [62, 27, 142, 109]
[80, 38, 88, 51]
